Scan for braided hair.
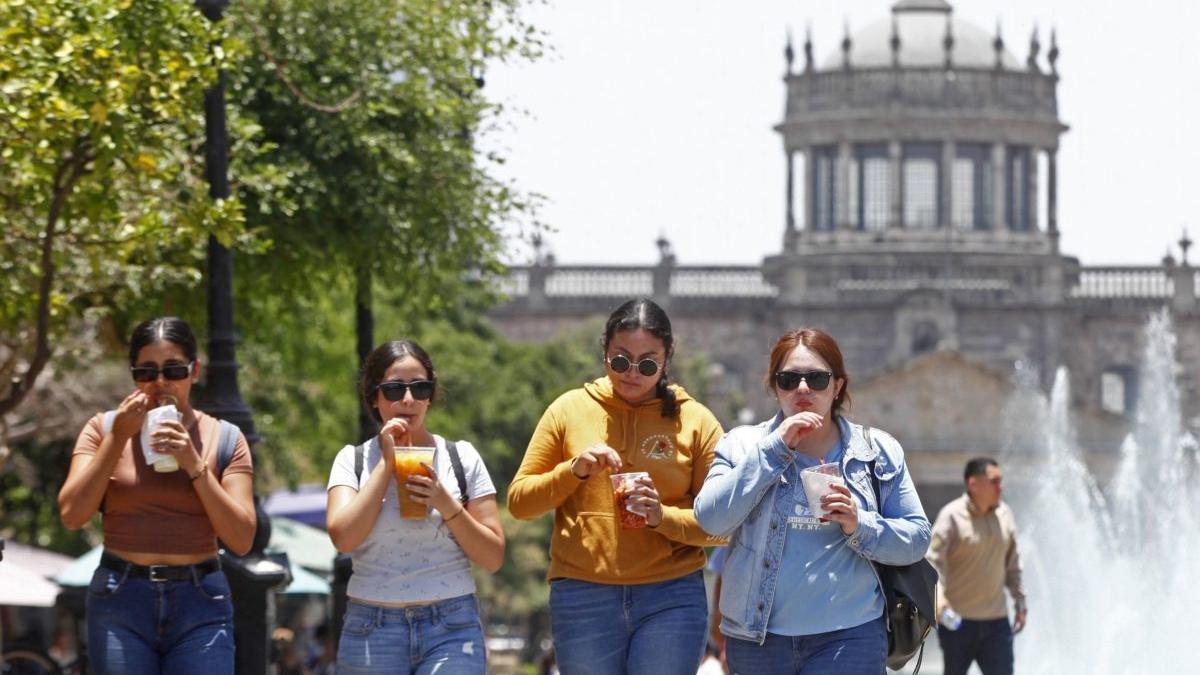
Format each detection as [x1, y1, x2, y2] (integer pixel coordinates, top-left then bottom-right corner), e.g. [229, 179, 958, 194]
[603, 298, 679, 418]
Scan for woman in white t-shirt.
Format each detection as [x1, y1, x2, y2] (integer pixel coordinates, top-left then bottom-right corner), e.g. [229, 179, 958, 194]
[326, 339, 505, 674]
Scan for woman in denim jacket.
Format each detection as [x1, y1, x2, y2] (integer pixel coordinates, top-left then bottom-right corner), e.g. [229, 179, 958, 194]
[695, 328, 930, 674]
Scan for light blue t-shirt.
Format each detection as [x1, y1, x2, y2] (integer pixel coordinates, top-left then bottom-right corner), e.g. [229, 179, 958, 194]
[767, 435, 884, 635]
[327, 434, 496, 604]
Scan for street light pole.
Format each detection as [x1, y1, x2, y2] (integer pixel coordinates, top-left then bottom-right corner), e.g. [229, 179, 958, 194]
[193, 3, 288, 674]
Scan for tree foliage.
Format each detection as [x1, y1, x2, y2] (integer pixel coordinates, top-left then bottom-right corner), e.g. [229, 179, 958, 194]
[0, 0, 246, 422]
[225, 0, 543, 310]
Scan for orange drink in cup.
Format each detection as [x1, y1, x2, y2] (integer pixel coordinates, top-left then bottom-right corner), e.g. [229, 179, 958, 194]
[393, 447, 435, 519]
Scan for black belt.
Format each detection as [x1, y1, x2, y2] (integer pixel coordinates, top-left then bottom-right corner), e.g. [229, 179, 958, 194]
[101, 551, 221, 583]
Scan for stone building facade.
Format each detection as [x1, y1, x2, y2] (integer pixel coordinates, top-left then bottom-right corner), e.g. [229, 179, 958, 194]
[488, 0, 1199, 511]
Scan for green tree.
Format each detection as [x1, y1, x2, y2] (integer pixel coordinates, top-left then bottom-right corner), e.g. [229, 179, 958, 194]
[0, 0, 245, 426]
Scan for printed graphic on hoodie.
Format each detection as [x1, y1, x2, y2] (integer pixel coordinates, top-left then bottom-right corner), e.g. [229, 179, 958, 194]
[640, 434, 675, 461]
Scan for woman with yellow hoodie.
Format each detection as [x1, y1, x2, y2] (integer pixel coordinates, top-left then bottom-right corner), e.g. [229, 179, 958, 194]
[509, 298, 725, 675]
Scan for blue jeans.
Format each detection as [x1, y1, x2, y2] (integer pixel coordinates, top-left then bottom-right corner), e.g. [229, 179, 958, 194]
[337, 595, 486, 674]
[549, 571, 708, 675]
[86, 563, 235, 675]
[938, 618, 1013, 675]
[725, 614, 886, 675]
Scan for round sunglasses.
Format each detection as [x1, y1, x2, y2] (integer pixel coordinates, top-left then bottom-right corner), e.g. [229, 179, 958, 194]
[376, 379, 435, 402]
[606, 354, 663, 377]
[130, 362, 194, 383]
[774, 369, 834, 391]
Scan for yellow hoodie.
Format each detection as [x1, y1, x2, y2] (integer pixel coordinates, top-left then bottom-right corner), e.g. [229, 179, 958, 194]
[508, 377, 725, 585]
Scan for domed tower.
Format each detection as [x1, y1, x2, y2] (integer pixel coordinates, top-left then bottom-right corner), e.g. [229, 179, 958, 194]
[766, 0, 1072, 318]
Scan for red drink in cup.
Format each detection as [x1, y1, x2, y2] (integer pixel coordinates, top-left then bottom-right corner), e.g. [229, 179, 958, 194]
[610, 472, 649, 529]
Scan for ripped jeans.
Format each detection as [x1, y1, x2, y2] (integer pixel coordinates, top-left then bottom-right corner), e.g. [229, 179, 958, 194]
[337, 594, 486, 674]
[86, 561, 235, 675]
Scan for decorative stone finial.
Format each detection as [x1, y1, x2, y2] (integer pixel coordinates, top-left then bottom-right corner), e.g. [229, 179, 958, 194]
[993, 20, 1005, 69]
[1181, 229, 1193, 266]
[890, 16, 901, 67]
[1164, 249, 1177, 268]
[785, 28, 795, 75]
[943, 15, 954, 69]
[1027, 25, 1041, 72]
[1048, 28, 1059, 75]
[656, 235, 675, 263]
[804, 24, 814, 72]
[841, 20, 852, 70]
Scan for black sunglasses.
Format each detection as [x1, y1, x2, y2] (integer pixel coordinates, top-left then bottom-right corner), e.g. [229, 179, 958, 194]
[130, 362, 194, 383]
[774, 370, 834, 392]
[606, 354, 663, 377]
[376, 379, 435, 402]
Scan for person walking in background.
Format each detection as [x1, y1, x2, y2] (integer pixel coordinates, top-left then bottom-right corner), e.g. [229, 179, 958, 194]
[926, 458, 1026, 675]
[508, 298, 725, 675]
[694, 327, 930, 675]
[58, 317, 257, 675]
[326, 340, 504, 674]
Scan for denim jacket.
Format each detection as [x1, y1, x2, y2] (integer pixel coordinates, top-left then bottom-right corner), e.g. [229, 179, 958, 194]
[694, 413, 931, 644]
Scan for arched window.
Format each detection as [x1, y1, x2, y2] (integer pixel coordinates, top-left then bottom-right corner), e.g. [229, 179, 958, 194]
[952, 143, 992, 230]
[811, 145, 838, 231]
[1100, 366, 1137, 415]
[856, 143, 889, 231]
[903, 143, 941, 228]
[1007, 146, 1032, 231]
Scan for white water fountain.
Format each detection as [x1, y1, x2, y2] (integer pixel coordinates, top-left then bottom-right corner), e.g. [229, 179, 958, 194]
[1005, 311, 1196, 673]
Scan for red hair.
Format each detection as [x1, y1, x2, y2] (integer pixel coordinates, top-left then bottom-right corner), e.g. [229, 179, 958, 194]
[765, 327, 851, 415]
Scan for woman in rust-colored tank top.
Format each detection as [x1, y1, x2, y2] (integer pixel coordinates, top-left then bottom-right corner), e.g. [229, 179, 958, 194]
[58, 317, 256, 675]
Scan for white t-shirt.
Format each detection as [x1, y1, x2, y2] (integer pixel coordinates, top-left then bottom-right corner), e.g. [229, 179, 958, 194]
[326, 434, 497, 603]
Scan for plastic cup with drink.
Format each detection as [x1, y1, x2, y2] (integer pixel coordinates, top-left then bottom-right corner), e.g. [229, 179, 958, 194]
[141, 395, 181, 473]
[610, 471, 650, 529]
[800, 461, 844, 519]
[393, 447, 435, 519]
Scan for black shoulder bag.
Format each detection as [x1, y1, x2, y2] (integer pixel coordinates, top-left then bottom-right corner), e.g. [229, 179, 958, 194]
[864, 427, 939, 674]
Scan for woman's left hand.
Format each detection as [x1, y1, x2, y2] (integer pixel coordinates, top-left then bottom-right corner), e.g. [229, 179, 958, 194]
[150, 420, 203, 476]
[820, 483, 859, 535]
[406, 463, 461, 520]
[628, 474, 664, 528]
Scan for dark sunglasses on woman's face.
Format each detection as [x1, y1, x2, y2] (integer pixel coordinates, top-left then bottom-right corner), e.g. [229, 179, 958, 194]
[774, 369, 834, 392]
[606, 354, 662, 377]
[130, 362, 194, 383]
[376, 379, 435, 402]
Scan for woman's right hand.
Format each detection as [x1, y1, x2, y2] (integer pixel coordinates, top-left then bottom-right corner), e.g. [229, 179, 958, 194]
[571, 443, 622, 479]
[377, 417, 411, 465]
[110, 390, 153, 439]
[778, 411, 824, 449]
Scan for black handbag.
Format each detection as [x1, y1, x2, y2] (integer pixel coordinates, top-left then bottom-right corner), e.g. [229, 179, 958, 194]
[864, 428, 939, 673]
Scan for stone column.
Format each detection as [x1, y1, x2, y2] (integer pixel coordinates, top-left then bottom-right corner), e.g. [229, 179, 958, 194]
[1028, 147, 1039, 232]
[1172, 262, 1196, 313]
[1047, 148, 1058, 236]
[786, 149, 796, 232]
[942, 140, 956, 229]
[804, 148, 816, 232]
[991, 142, 1007, 231]
[837, 141, 854, 230]
[889, 140, 903, 229]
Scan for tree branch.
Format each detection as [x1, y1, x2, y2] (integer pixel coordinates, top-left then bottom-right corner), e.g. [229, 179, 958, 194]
[0, 142, 90, 416]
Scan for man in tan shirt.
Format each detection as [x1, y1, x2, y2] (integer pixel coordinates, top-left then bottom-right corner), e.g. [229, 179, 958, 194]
[927, 457, 1026, 675]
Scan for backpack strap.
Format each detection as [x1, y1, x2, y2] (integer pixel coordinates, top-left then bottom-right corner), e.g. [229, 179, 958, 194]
[446, 441, 469, 505]
[215, 420, 239, 478]
[864, 426, 883, 508]
[354, 442, 366, 484]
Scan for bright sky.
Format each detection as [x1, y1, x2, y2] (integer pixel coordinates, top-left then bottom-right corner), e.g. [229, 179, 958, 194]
[485, 0, 1200, 267]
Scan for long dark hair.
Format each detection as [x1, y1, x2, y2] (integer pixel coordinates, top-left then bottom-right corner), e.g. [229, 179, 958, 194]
[360, 340, 438, 423]
[128, 317, 198, 365]
[603, 298, 679, 417]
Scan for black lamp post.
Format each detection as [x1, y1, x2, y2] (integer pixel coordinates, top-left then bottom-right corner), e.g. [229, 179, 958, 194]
[193, 2, 289, 674]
